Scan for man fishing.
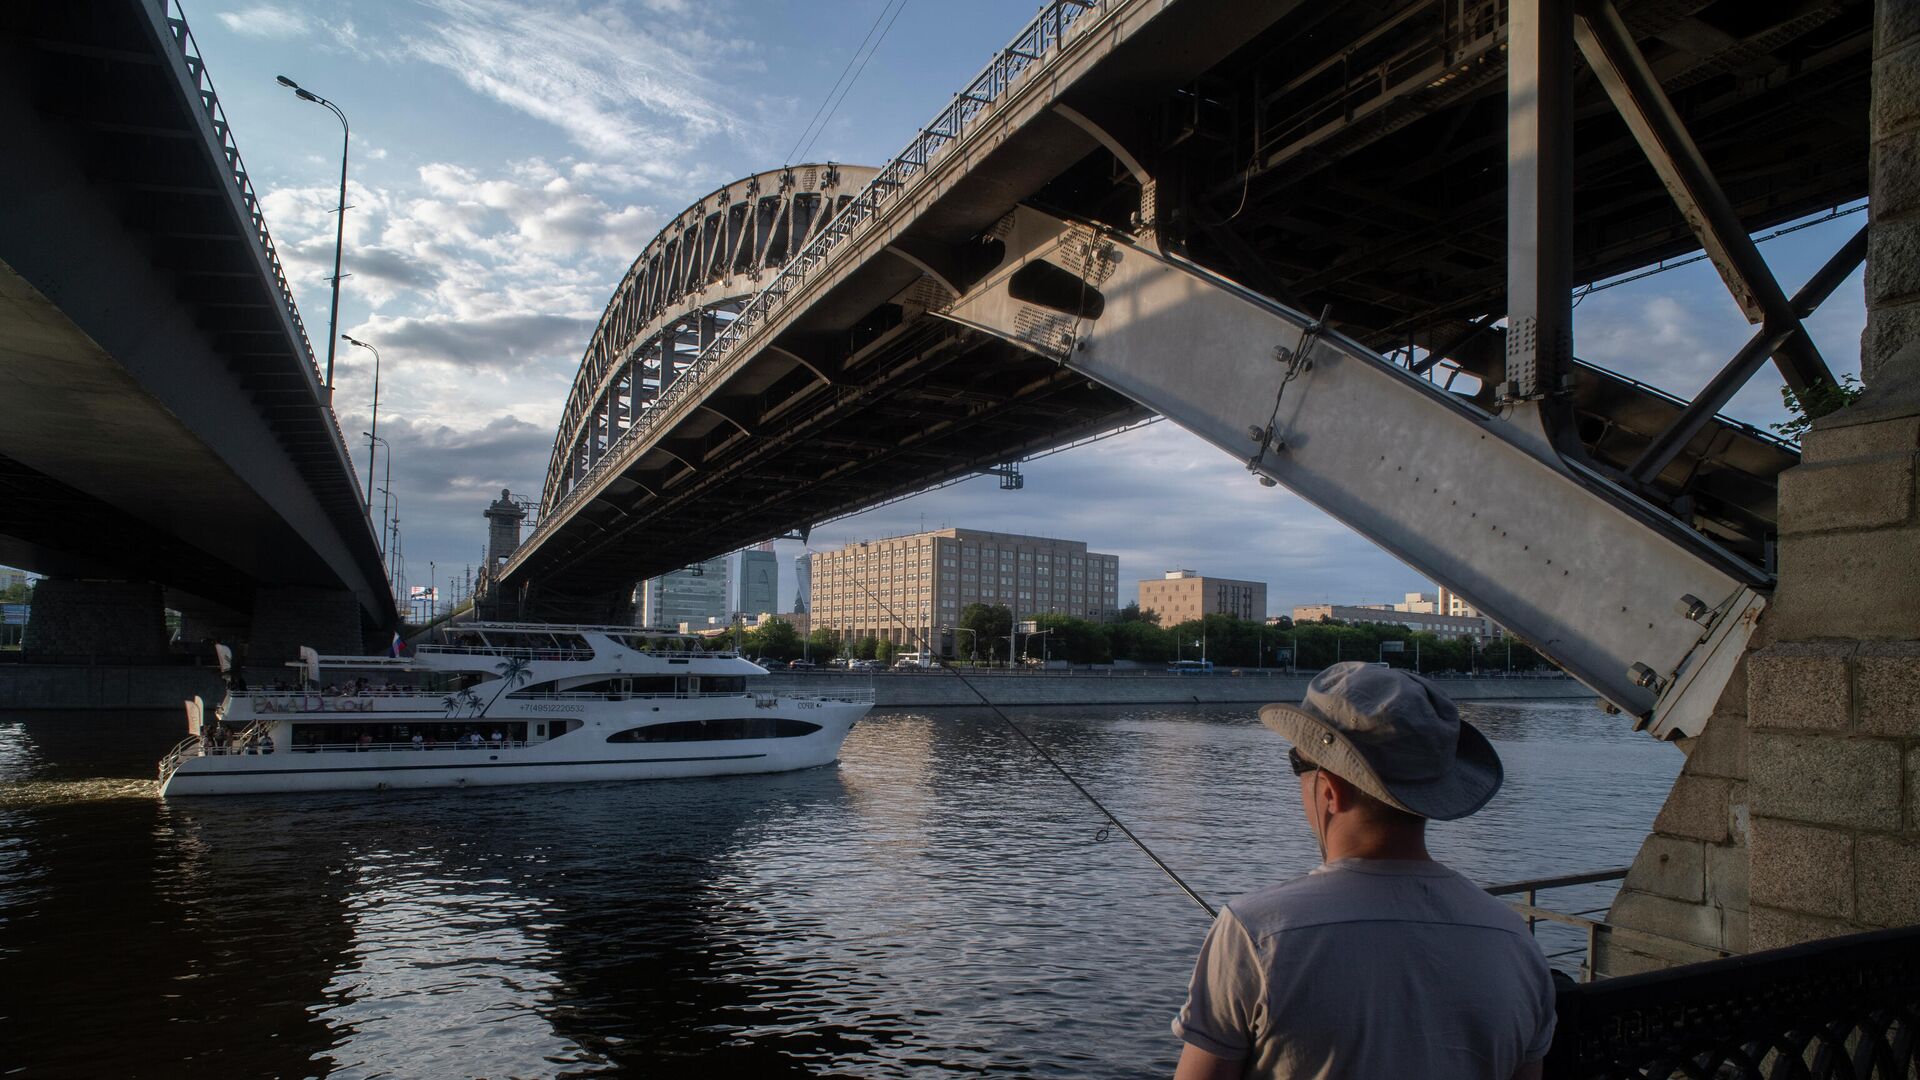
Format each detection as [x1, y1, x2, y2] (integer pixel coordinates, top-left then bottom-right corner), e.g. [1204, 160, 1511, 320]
[1172, 662, 1556, 1079]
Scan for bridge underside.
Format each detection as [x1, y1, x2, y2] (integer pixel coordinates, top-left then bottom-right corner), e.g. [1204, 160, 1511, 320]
[509, 0, 1868, 614]
[508, 317, 1145, 617]
[0, 3, 393, 637]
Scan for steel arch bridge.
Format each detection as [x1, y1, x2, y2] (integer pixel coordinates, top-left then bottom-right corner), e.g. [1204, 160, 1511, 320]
[542, 164, 879, 512]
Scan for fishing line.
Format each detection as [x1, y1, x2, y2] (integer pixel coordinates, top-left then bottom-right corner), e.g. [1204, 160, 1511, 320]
[840, 576, 1216, 918]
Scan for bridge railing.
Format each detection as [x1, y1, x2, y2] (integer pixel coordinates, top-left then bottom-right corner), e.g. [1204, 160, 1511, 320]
[525, 0, 1111, 549]
[159, 1, 366, 510]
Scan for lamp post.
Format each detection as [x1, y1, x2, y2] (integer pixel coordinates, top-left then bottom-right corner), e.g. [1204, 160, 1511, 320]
[364, 432, 391, 558]
[276, 75, 349, 396]
[1026, 628, 1054, 668]
[343, 335, 380, 509]
[948, 625, 977, 665]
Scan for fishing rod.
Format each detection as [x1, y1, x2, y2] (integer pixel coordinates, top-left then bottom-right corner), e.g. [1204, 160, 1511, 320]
[842, 577, 1217, 919]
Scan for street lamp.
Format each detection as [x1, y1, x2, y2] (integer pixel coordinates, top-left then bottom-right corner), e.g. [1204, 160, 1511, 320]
[1026, 627, 1054, 668]
[947, 625, 977, 664]
[276, 74, 349, 396]
[343, 335, 380, 510]
[364, 432, 392, 557]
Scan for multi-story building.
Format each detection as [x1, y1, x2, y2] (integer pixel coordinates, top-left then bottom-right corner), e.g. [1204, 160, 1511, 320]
[1138, 569, 1267, 623]
[738, 548, 778, 616]
[1292, 603, 1499, 641]
[638, 555, 729, 631]
[793, 553, 812, 613]
[809, 528, 1120, 647]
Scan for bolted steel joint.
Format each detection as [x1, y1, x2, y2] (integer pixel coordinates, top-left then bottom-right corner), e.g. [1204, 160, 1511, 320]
[1628, 661, 1668, 694]
[1674, 593, 1711, 624]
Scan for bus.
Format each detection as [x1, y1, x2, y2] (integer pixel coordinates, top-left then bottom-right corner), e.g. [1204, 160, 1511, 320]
[1167, 659, 1214, 675]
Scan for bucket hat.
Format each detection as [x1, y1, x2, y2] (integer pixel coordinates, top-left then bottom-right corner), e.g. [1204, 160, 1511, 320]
[1259, 661, 1502, 820]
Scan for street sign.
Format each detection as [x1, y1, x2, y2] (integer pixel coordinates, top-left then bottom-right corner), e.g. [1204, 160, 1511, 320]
[1017, 620, 1037, 633]
[1273, 647, 1293, 661]
[1380, 641, 1405, 653]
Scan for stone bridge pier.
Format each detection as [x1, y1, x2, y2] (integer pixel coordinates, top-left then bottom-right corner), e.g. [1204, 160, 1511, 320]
[1602, 0, 1920, 973]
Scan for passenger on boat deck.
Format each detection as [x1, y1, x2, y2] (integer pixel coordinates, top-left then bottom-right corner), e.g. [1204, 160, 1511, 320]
[357, 732, 373, 751]
[411, 733, 424, 750]
[489, 730, 504, 747]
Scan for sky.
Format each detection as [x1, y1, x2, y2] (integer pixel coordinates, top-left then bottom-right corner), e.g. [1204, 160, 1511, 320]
[187, 0, 1870, 619]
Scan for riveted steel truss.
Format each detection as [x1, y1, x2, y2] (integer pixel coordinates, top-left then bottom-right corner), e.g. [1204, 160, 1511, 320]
[542, 164, 879, 510]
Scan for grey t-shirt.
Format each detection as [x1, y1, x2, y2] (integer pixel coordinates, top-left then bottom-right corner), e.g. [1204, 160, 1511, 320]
[1172, 859, 1555, 1079]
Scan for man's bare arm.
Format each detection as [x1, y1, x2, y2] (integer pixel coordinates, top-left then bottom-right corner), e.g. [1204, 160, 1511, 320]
[1173, 1043, 1242, 1080]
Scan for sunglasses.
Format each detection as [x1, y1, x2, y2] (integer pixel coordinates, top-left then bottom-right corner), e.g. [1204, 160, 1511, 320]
[1288, 746, 1320, 776]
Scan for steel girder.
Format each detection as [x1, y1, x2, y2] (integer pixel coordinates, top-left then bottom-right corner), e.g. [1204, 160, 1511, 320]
[542, 164, 880, 511]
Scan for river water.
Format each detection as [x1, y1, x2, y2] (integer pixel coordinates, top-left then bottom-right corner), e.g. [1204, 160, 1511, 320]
[0, 700, 1677, 1078]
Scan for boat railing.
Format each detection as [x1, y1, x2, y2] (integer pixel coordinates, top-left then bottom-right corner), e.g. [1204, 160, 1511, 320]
[504, 690, 750, 702]
[288, 739, 530, 754]
[413, 644, 595, 661]
[157, 735, 202, 781]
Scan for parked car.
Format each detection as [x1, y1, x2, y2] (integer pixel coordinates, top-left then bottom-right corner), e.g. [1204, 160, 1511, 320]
[828, 657, 852, 669]
[786, 659, 815, 670]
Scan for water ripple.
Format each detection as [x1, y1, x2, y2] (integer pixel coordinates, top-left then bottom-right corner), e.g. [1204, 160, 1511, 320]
[0, 701, 1677, 1077]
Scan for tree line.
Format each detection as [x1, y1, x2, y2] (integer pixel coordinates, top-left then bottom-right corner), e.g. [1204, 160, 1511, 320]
[711, 603, 1552, 673]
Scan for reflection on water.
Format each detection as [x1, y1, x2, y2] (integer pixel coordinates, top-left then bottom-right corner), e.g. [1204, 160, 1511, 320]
[0, 699, 1677, 1077]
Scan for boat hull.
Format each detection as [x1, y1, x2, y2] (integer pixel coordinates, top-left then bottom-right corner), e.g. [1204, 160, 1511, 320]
[161, 703, 864, 796]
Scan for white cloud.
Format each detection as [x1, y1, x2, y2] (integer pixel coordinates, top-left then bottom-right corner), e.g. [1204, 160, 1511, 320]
[402, 0, 742, 165]
[216, 5, 311, 38]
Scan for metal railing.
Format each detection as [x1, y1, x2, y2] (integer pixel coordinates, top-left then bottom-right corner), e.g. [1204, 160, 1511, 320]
[159, 1, 365, 509]
[1545, 924, 1920, 1078]
[524, 0, 1112, 541]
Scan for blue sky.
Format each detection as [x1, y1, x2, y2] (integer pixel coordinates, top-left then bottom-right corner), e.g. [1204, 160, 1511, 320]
[191, 0, 1869, 618]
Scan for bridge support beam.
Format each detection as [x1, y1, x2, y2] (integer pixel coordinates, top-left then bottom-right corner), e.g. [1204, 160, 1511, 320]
[1601, 2, 1920, 974]
[21, 578, 166, 660]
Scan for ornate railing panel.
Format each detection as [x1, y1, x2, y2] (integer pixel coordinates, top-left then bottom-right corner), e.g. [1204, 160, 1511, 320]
[1547, 925, 1920, 1079]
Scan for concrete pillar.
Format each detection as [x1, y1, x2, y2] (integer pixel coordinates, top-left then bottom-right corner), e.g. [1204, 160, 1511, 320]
[1605, 0, 1920, 968]
[249, 586, 362, 666]
[20, 578, 166, 659]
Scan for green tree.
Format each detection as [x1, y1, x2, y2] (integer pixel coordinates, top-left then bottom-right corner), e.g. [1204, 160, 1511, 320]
[854, 635, 880, 661]
[805, 628, 841, 662]
[0, 577, 31, 604]
[1772, 373, 1864, 442]
[1105, 618, 1172, 663]
[959, 603, 1012, 663]
[876, 639, 896, 664]
[751, 617, 802, 661]
[1032, 613, 1109, 664]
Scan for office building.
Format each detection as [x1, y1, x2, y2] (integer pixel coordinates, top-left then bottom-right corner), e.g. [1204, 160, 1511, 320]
[639, 555, 729, 631]
[1138, 569, 1267, 623]
[793, 553, 812, 613]
[810, 528, 1120, 647]
[739, 548, 778, 616]
[1292, 603, 1499, 641]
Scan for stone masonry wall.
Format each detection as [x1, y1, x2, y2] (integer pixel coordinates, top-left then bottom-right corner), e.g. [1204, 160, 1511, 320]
[21, 578, 167, 657]
[1604, 0, 1920, 969]
[248, 586, 364, 666]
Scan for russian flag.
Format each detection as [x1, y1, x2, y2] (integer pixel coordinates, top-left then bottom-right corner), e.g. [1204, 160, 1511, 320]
[389, 632, 405, 657]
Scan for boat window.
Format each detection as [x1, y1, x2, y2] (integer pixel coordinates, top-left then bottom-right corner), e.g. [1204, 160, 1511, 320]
[509, 676, 680, 698]
[701, 676, 748, 695]
[290, 722, 529, 749]
[604, 718, 823, 743]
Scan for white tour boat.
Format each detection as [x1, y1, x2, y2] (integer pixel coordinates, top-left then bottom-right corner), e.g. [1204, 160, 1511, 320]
[158, 622, 871, 797]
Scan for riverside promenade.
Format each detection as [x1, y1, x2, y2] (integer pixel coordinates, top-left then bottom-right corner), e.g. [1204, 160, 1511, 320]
[762, 670, 1591, 709]
[0, 663, 1590, 712]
